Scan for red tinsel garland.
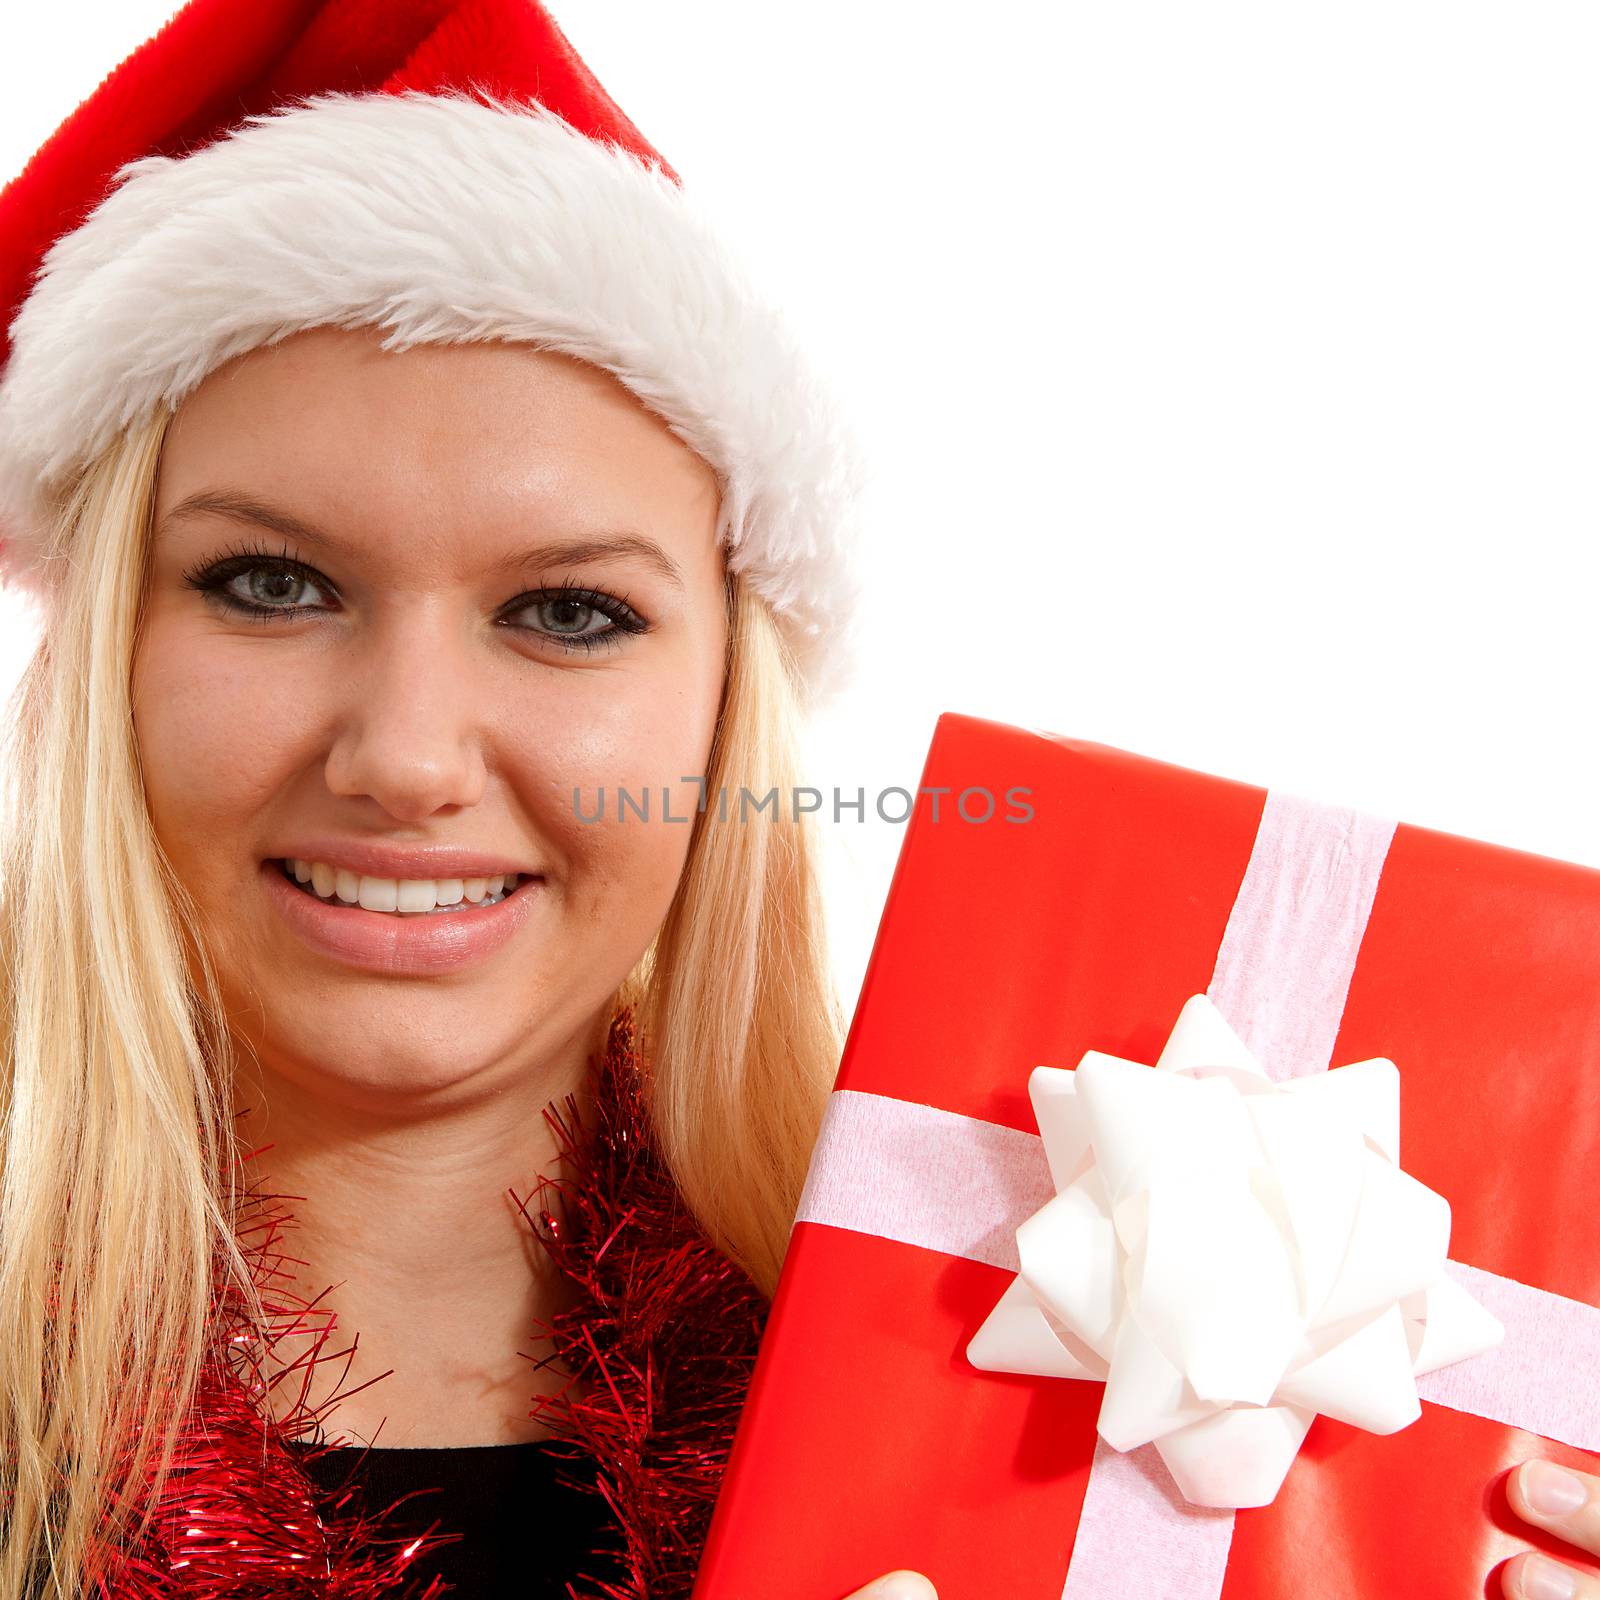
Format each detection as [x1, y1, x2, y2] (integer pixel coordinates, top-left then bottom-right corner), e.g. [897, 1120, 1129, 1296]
[90, 1169, 459, 1598]
[515, 1008, 770, 1600]
[69, 1004, 764, 1597]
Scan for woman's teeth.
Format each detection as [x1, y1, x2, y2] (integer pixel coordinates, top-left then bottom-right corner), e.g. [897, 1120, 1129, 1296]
[277, 858, 530, 914]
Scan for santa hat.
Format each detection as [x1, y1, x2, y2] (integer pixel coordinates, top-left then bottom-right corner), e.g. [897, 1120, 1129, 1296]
[0, 0, 866, 707]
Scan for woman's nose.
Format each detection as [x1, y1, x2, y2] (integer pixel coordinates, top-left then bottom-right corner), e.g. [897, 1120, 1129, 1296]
[319, 608, 492, 822]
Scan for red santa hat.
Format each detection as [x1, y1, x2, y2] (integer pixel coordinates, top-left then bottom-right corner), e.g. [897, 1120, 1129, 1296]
[0, 0, 866, 706]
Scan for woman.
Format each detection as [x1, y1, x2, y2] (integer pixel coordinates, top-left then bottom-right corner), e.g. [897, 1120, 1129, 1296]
[0, 1, 922, 1593]
[0, 4, 1584, 1599]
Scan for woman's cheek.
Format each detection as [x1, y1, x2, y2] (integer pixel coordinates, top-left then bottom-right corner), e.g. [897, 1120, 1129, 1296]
[133, 626, 302, 845]
[555, 773, 703, 908]
[539, 715, 710, 929]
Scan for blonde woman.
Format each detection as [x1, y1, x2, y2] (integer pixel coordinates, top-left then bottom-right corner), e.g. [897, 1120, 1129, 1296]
[0, 2, 936, 1596]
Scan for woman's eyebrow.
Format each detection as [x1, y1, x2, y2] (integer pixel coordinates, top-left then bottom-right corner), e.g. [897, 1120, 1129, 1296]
[156, 488, 686, 588]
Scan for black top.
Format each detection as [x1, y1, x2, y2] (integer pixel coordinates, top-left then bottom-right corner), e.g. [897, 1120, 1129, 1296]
[288, 1439, 626, 1598]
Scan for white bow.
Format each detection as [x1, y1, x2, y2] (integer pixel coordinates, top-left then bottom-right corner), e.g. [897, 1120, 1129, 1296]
[967, 993, 1505, 1508]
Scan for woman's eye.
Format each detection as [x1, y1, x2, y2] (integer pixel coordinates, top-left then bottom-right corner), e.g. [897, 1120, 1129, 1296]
[525, 597, 611, 641]
[229, 563, 327, 611]
[184, 557, 332, 618]
[507, 590, 649, 654]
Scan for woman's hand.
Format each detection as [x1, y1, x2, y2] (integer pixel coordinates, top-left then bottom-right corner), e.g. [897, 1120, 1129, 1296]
[842, 1574, 936, 1600]
[1503, 1459, 1600, 1597]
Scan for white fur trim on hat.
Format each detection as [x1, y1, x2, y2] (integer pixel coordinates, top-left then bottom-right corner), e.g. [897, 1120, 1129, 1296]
[0, 88, 866, 706]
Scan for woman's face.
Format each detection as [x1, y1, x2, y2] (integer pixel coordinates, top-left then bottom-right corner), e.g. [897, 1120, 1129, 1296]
[134, 325, 728, 1107]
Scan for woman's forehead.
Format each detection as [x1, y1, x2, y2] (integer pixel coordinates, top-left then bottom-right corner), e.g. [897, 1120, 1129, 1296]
[164, 326, 707, 463]
[153, 327, 724, 573]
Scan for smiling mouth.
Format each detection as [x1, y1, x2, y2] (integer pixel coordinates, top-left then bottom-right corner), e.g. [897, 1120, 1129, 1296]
[267, 859, 539, 915]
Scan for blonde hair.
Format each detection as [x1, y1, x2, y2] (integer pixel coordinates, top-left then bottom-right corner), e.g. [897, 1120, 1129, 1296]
[0, 404, 844, 1595]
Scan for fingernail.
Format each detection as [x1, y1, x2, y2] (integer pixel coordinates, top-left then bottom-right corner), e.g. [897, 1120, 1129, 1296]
[1522, 1553, 1579, 1600]
[1525, 1460, 1590, 1518]
[869, 1576, 934, 1600]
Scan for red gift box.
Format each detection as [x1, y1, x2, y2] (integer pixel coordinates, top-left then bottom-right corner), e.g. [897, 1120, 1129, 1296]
[691, 713, 1600, 1600]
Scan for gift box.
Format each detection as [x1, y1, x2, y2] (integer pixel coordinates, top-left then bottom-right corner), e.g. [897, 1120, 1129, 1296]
[691, 712, 1600, 1600]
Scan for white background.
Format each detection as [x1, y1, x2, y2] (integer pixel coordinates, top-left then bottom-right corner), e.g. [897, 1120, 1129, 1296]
[4, 3, 1597, 1016]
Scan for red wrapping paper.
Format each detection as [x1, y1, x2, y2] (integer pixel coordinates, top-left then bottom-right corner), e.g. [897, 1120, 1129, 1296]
[691, 712, 1600, 1600]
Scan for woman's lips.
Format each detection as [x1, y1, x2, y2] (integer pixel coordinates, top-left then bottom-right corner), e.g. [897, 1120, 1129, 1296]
[259, 858, 544, 976]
